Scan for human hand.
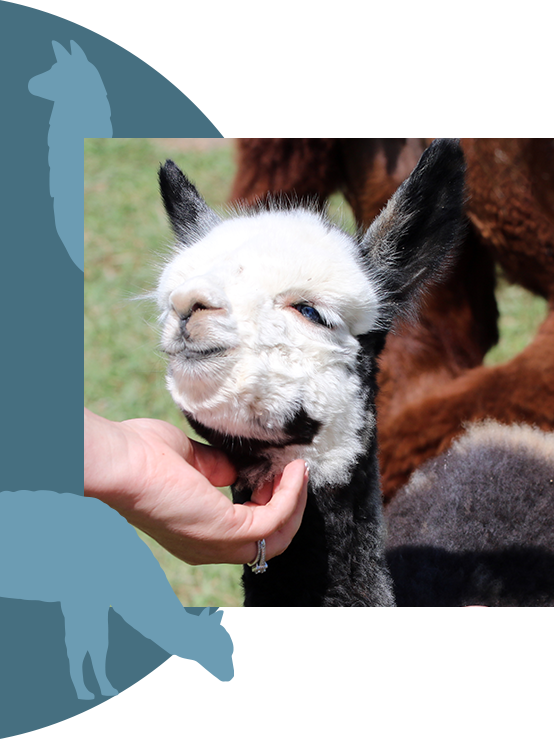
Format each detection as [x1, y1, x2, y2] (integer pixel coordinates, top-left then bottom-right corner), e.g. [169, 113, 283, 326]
[84, 409, 308, 566]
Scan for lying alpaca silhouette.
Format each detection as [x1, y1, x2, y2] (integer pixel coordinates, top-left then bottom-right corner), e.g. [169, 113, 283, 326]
[0, 491, 234, 699]
[28, 40, 112, 272]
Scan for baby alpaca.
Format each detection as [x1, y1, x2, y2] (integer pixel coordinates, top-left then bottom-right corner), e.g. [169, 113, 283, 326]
[156, 139, 466, 606]
[386, 422, 554, 606]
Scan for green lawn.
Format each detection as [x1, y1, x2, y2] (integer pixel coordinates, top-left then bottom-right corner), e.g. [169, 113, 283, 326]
[84, 138, 548, 608]
[85, 138, 245, 607]
[485, 278, 547, 365]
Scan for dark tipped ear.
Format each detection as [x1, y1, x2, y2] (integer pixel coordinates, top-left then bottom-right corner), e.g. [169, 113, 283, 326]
[361, 138, 466, 329]
[158, 160, 221, 244]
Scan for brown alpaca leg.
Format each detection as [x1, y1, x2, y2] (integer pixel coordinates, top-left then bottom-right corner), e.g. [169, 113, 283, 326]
[376, 224, 499, 419]
[463, 138, 554, 300]
[379, 307, 554, 501]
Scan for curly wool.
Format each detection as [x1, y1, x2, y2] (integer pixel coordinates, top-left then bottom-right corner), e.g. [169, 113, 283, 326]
[386, 422, 554, 606]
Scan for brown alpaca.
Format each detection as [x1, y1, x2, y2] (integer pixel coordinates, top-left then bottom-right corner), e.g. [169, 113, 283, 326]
[231, 138, 554, 499]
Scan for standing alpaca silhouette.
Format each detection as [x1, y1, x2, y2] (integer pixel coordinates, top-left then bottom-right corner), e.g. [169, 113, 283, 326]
[0, 491, 234, 700]
[28, 40, 112, 272]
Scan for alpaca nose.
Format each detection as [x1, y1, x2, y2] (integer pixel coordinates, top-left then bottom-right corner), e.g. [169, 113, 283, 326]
[169, 278, 229, 320]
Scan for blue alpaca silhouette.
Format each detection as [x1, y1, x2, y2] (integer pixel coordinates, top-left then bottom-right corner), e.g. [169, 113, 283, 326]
[28, 40, 113, 272]
[0, 491, 234, 700]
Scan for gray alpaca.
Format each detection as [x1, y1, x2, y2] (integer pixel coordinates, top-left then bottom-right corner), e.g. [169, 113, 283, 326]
[0, 491, 233, 699]
[155, 139, 466, 606]
[386, 421, 554, 606]
[28, 40, 112, 271]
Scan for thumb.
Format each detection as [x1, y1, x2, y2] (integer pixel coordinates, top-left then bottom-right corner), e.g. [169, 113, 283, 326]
[189, 438, 237, 488]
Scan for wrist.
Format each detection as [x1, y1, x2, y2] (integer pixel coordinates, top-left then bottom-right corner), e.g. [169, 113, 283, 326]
[84, 408, 135, 504]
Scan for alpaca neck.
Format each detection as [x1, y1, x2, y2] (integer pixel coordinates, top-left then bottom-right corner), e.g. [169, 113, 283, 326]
[235, 438, 395, 607]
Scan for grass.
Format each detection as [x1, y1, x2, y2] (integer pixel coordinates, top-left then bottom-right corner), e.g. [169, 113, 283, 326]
[85, 138, 548, 608]
[485, 278, 547, 365]
[85, 138, 245, 607]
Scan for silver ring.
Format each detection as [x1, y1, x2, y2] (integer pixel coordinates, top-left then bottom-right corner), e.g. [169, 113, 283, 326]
[247, 538, 268, 574]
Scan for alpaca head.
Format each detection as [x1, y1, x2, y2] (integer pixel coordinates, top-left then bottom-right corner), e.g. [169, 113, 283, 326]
[156, 139, 466, 491]
[28, 41, 106, 103]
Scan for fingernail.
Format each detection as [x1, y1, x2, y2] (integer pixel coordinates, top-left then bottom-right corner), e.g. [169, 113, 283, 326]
[304, 461, 310, 474]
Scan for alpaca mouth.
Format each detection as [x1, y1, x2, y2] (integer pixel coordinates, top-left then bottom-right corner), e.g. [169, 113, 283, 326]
[182, 345, 229, 360]
[164, 344, 230, 360]
[185, 406, 322, 465]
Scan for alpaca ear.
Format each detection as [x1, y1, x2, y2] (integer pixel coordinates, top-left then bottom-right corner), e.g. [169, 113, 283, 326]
[52, 40, 70, 63]
[69, 41, 88, 61]
[159, 160, 221, 245]
[360, 138, 466, 330]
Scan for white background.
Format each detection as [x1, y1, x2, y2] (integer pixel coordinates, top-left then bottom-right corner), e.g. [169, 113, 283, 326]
[14, 2, 552, 737]
[29, 609, 554, 739]
[13, 0, 553, 137]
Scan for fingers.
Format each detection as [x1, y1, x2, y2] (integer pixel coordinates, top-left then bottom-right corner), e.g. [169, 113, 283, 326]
[241, 459, 309, 563]
[264, 461, 309, 559]
[249, 476, 274, 507]
[188, 438, 237, 488]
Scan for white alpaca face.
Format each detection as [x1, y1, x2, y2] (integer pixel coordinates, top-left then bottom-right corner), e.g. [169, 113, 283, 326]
[156, 209, 380, 489]
[157, 141, 467, 489]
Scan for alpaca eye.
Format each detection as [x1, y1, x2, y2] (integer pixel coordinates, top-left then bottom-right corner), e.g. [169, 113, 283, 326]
[294, 303, 326, 326]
